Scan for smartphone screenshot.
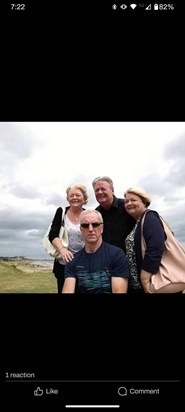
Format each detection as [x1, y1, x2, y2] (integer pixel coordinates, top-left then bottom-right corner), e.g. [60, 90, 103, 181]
[0, 0, 184, 408]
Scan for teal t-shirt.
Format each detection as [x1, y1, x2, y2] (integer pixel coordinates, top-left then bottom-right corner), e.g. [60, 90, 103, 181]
[65, 242, 130, 293]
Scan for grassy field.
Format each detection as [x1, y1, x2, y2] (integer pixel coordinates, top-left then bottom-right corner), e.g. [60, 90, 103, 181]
[1, 259, 184, 294]
[0, 259, 57, 293]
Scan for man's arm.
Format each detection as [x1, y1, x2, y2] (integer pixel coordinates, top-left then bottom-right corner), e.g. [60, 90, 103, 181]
[111, 277, 128, 293]
[62, 278, 76, 293]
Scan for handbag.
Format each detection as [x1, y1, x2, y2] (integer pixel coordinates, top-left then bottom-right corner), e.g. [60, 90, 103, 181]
[42, 208, 69, 258]
[141, 210, 185, 293]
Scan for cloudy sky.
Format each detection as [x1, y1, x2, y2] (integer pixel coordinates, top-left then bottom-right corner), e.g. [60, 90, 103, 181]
[0, 122, 185, 259]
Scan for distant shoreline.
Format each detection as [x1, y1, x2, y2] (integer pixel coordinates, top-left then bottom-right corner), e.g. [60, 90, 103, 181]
[0, 257, 53, 269]
[0, 256, 53, 262]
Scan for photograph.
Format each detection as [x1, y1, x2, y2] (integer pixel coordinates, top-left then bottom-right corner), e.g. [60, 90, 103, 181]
[1, 121, 185, 295]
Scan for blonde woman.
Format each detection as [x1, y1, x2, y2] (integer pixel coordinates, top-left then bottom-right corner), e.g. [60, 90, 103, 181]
[49, 184, 88, 293]
[124, 186, 184, 294]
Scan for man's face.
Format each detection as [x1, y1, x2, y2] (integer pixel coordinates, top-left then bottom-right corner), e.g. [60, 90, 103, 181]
[94, 180, 114, 207]
[80, 212, 103, 244]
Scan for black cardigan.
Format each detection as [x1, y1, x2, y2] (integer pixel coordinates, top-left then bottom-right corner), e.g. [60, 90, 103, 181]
[49, 206, 85, 278]
[134, 210, 166, 277]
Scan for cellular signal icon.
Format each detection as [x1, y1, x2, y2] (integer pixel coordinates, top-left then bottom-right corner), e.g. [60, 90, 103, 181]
[130, 4, 137, 9]
[145, 4, 151, 9]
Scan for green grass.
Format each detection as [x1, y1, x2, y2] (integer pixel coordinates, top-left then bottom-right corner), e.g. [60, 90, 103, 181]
[0, 260, 57, 293]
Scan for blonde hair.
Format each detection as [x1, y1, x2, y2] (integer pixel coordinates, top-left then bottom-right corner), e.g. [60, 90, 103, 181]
[66, 184, 88, 205]
[124, 186, 152, 207]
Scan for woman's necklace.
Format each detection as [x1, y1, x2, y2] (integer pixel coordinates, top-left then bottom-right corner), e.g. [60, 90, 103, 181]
[69, 209, 81, 222]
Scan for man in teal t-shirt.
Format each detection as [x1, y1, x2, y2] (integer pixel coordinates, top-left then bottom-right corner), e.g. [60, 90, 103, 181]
[62, 210, 130, 293]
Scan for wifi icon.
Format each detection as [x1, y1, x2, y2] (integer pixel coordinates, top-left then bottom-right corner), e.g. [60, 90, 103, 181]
[130, 3, 137, 8]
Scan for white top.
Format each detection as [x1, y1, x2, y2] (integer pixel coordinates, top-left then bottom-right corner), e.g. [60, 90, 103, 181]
[58, 214, 84, 265]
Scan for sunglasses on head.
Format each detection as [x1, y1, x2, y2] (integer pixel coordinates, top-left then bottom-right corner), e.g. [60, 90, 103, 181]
[81, 222, 103, 229]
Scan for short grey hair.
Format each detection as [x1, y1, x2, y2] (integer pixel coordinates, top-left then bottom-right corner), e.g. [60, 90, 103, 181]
[80, 209, 103, 224]
[92, 176, 114, 191]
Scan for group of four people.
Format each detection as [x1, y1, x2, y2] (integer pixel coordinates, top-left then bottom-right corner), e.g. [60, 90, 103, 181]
[48, 176, 183, 294]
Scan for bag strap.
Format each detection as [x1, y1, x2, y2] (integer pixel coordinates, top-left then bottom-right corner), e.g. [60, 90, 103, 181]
[140, 210, 148, 259]
[160, 216, 173, 233]
[61, 207, 66, 226]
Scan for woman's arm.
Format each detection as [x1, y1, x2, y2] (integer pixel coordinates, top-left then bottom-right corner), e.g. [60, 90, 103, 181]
[140, 270, 152, 293]
[142, 211, 165, 274]
[48, 207, 73, 261]
[140, 211, 166, 292]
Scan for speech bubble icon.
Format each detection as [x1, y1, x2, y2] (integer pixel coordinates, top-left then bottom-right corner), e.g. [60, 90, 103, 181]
[118, 386, 127, 396]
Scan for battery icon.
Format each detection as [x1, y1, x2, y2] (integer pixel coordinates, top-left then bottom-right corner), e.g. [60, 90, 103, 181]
[154, 3, 158, 9]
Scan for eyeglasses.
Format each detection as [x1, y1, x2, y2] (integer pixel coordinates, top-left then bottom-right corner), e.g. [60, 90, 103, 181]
[81, 222, 103, 229]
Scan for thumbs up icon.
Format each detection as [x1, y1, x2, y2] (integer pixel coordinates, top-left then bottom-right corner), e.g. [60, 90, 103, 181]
[34, 387, 43, 396]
